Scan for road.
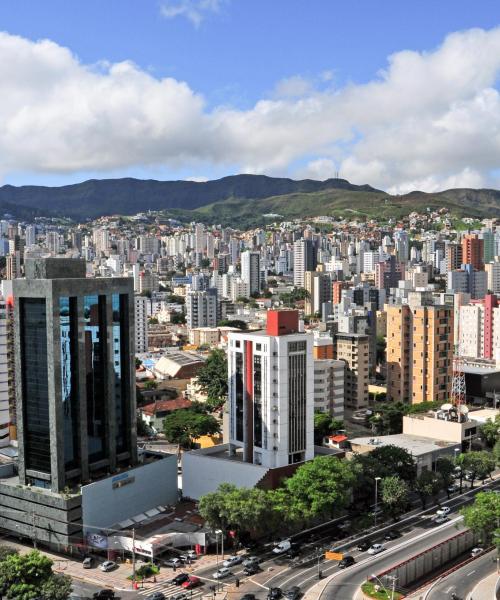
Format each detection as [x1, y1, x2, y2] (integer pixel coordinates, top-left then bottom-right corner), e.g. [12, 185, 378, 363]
[426, 548, 497, 600]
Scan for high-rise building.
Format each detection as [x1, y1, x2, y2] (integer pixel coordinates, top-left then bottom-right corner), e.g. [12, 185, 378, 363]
[459, 294, 498, 359]
[241, 251, 261, 296]
[186, 289, 218, 329]
[0, 294, 10, 448]
[462, 234, 484, 271]
[134, 295, 149, 353]
[481, 229, 495, 264]
[227, 310, 314, 468]
[375, 257, 405, 292]
[304, 271, 331, 316]
[446, 243, 463, 273]
[5, 253, 21, 280]
[394, 230, 409, 263]
[46, 231, 61, 254]
[386, 304, 453, 404]
[25, 225, 36, 248]
[313, 358, 344, 420]
[447, 265, 487, 300]
[334, 332, 369, 409]
[293, 239, 315, 287]
[485, 259, 500, 294]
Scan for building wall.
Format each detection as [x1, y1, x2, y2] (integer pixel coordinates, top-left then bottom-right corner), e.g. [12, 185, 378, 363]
[334, 333, 369, 409]
[82, 454, 177, 534]
[402, 415, 478, 443]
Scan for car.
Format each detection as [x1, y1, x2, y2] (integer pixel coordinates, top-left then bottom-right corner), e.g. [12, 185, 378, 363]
[145, 593, 166, 600]
[367, 544, 385, 555]
[286, 547, 301, 559]
[223, 555, 243, 567]
[436, 506, 451, 516]
[169, 594, 188, 600]
[338, 555, 355, 569]
[213, 567, 231, 579]
[163, 557, 183, 568]
[92, 591, 115, 600]
[267, 588, 282, 600]
[384, 530, 401, 541]
[447, 484, 458, 494]
[83, 556, 94, 569]
[99, 561, 117, 572]
[243, 563, 261, 575]
[435, 515, 449, 525]
[357, 540, 371, 552]
[242, 555, 259, 567]
[182, 576, 201, 590]
[471, 547, 484, 558]
[284, 586, 301, 599]
[273, 540, 291, 554]
[240, 595, 256, 600]
[171, 573, 190, 585]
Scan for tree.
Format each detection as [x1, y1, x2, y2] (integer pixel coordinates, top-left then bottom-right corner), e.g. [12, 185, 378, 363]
[163, 410, 220, 448]
[0, 547, 17, 562]
[461, 491, 500, 551]
[381, 476, 409, 519]
[217, 319, 248, 331]
[170, 313, 186, 325]
[0, 550, 70, 600]
[415, 471, 441, 509]
[371, 445, 417, 485]
[195, 349, 228, 411]
[435, 456, 456, 499]
[494, 440, 500, 465]
[462, 451, 496, 488]
[143, 380, 158, 390]
[284, 456, 356, 520]
[480, 415, 500, 448]
[313, 413, 343, 444]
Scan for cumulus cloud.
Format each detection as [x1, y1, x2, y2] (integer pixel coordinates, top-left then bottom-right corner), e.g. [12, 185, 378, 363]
[160, 0, 227, 28]
[1, 27, 500, 192]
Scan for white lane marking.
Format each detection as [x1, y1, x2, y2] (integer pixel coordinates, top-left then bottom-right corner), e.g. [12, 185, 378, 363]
[466, 569, 476, 576]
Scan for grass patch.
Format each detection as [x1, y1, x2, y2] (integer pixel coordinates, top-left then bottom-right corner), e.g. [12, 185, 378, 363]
[127, 563, 160, 580]
[361, 580, 404, 599]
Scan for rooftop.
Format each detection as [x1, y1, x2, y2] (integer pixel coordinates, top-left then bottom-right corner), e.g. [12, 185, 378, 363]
[350, 433, 458, 456]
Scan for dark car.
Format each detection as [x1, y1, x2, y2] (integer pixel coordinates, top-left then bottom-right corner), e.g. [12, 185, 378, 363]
[338, 555, 355, 569]
[243, 563, 261, 575]
[93, 591, 115, 600]
[171, 573, 190, 585]
[286, 547, 301, 559]
[267, 588, 282, 600]
[284, 586, 301, 600]
[146, 593, 166, 600]
[357, 540, 371, 551]
[384, 530, 401, 541]
[240, 595, 256, 600]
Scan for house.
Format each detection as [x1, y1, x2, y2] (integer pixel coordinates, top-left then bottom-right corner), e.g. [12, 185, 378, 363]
[140, 397, 192, 432]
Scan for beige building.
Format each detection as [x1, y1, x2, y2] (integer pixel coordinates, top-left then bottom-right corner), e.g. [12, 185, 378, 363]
[313, 358, 344, 419]
[386, 304, 453, 404]
[189, 327, 220, 347]
[334, 332, 369, 409]
[304, 271, 331, 316]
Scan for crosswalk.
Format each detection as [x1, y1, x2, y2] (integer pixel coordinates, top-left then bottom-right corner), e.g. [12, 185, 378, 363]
[136, 580, 208, 598]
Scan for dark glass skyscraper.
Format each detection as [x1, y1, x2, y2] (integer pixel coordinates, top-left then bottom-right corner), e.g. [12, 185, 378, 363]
[14, 258, 137, 493]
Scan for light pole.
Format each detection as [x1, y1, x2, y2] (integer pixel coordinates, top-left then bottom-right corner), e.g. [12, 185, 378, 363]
[374, 477, 381, 527]
[132, 527, 136, 583]
[371, 573, 397, 600]
[215, 529, 222, 591]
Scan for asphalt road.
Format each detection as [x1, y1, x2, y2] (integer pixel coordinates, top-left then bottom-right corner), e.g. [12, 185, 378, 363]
[426, 548, 497, 600]
[71, 578, 138, 599]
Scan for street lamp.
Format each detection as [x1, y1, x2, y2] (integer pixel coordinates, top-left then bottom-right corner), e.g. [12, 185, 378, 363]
[374, 477, 382, 527]
[214, 530, 223, 591]
[371, 573, 396, 600]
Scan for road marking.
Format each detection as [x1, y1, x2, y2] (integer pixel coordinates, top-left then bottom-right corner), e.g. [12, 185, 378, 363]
[444, 586, 454, 593]
[466, 569, 476, 576]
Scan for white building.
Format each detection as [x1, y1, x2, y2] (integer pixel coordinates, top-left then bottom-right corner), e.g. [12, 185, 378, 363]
[459, 305, 483, 358]
[186, 290, 218, 330]
[293, 239, 314, 287]
[134, 296, 149, 354]
[313, 358, 344, 420]
[485, 260, 500, 294]
[0, 295, 10, 447]
[227, 310, 314, 469]
[241, 251, 261, 296]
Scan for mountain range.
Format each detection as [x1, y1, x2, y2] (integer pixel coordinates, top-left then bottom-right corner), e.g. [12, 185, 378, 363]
[0, 174, 498, 226]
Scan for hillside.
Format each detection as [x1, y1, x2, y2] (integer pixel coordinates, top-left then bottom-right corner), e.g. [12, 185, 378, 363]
[0, 173, 498, 226]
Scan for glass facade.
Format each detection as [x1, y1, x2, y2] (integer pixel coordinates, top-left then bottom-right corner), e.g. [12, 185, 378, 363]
[20, 298, 51, 473]
[84, 294, 108, 463]
[288, 342, 307, 462]
[235, 353, 244, 441]
[253, 355, 263, 448]
[112, 293, 129, 454]
[60, 297, 80, 471]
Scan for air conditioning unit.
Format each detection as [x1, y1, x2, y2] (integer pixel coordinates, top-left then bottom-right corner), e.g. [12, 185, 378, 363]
[273, 446, 278, 451]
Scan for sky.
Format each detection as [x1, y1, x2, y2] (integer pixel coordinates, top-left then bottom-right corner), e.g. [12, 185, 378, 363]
[0, 0, 499, 192]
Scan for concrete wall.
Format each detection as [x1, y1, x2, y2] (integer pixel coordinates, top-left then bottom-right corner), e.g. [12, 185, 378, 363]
[403, 415, 477, 443]
[82, 454, 177, 534]
[182, 446, 267, 500]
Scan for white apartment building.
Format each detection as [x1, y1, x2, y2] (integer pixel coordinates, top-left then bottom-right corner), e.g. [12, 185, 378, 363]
[485, 260, 500, 294]
[186, 290, 218, 329]
[241, 251, 261, 296]
[459, 305, 483, 358]
[0, 295, 10, 447]
[134, 295, 149, 354]
[313, 359, 344, 420]
[227, 310, 314, 469]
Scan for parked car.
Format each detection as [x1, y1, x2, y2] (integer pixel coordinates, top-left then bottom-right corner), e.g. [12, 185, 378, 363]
[99, 561, 116, 572]
[169, 594, 188, 600]
[357, 540, 371, 552]
[267, 588, 282, 600]
[243, 563, 261, 575]
[163, 557, 183, 568]
[338, 555, 355, 569]
[223, 555, 243, 567]
[92, 591, 115, 600]
[182, 576, 201, 590]
[145, 593, 166, 600]
[240, 595, 256, 600]
[83, 556, 94, 569]
[273, 540, 291, 554]
[384, 530, 401, 541]
[213, 567, 231, 579]
[436, 506, 451, 516]
[435, 515, 449, 525]
[284, 586, 301, 600]
[367, 544, 385, 555]
[171, 573, 190, 586]
[286, 547, 301, 559]
[471, 547, 484, 558]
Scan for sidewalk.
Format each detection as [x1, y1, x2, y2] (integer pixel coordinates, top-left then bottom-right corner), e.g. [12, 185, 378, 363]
[467, 571, 499, 600]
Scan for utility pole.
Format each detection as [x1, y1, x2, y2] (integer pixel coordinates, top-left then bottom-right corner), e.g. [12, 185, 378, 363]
[32, 511, 37, 549]
[132, 527, 136, 582]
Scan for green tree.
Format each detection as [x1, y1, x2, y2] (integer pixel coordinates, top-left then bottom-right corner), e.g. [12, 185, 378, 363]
[40, 573, 72, 600]
[284, 456, 356, 520]
[136, 415, 150, 437]
[371, 445, 417, 485]
[195, 349, 228, 411]
[381, 476, 409, 519]
[415, 471, 441, 509]
[313, 413, 343, 444]
[217, 319, 248, 331]
[455, 452, 467, 494]
[198, 483, 235, 531]
[0, 547, 17, 562]
[462, 451, 496, 488]
[143, 380, 158, 390]
[461, 491, 500, 552]
[170, 313, 186, 325]
[480, 415, 500, 448]
[494, 440, 500, 465]
[163, 409, 220, 448]
[435, 456, 456, 499]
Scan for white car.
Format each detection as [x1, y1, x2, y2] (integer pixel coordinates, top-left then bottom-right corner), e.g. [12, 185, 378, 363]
[435, 515, 448, 524]
[273, 540, 291, 554]
[100, 560, 117, 572]
[471, 547, 484, 558]
[222, 555, 243, 568]
[436, 506, 451, 516]
[213, 567, 231, 579]
[367, 544, 385, 555]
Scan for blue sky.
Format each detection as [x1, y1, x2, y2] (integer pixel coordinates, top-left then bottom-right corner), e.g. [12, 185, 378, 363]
[0, 0, 499, 191]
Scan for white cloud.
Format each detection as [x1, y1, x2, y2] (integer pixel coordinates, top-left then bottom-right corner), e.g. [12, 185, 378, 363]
[1, 27, 500, 192]
[160, 0, 227, 28]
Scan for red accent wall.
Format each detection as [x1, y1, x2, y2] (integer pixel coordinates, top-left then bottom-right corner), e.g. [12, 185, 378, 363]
[266, 310, 299, 336]
[483, 294, 497, 359]
[245, 340, 254, 463]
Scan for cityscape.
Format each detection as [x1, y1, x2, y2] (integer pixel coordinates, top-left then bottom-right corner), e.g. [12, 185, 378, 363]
[0, 2, 499, 600]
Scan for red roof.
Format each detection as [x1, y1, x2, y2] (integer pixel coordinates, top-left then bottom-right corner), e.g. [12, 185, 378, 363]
[140, 397, 192, 416]
[329, 435, 348, 443]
